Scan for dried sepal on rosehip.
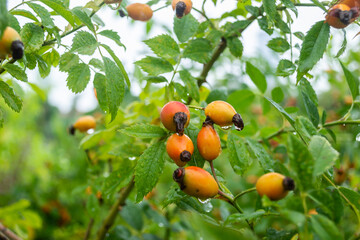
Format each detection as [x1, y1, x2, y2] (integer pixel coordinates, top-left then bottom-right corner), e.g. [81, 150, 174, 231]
[197, 117, 221, 161]
[0, 27, 24, 60]
[173, 166, 219, 200]
[172, 0, 192, 18]
[126, 3, 153, 22]
[69, 116, 96, 135]
[325, 2, 359, 28]
[204, 100, 244, 131]
[166, 133, 194, 167]
[256, 172, 295, 201]
[160, 101, 190, 135]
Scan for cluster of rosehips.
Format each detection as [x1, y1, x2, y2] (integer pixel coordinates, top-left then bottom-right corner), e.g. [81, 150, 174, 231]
[325, 0, 360, 28]
[123, 0, 192, 22]
[160, 101, 295, 201]
[0, 27, 24, 61]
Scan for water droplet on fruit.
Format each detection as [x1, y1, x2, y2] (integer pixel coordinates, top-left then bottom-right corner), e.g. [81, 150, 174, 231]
[356, 133, 360, 142]
[221, 125, 232, 130]
[234, 125, 242, 131]
[198, 198, 210, 204]
[87, 129, 95, 134]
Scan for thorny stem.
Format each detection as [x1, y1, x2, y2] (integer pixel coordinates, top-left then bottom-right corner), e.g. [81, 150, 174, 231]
[96, 176, 135, 240]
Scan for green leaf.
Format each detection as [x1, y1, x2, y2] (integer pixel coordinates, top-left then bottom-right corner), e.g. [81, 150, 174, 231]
[266, 228, 297, 240]
[183, 38, 212, 64]
[66, 63, 90, 93]
[246, 62, 267, 93]
[120, 124, 167, 138]
[20, 23, 44, 53]
[80, 129, 115, 149]
[309, 136, 339, 176]
[89, 58, 104, 71]
[27, 3, 55, 29]
[38, 0, 75, 26]
[280, 0, 298, 16]
[102, 56, 125, 121]
[0, 0, 8, 38]
[42, 49, 60, 67]
[28, 82, 46, 101]
[10, 10, 38, 22]
[3, 64, 28, 82]
[267, 37, 290, 52]
[227, 37, 243, 58]
[35, 54, 50, 78]
[227, 89, 255, 112]
[339, 61, 359, 99]
[294, 116, 317, 143]
[287, 134, 314, 190]
[335, 31, 347, 58]
[310, 214, 343, 240]
[120, 201, 144, 231]
[135, 56, 173, 76]
[258, 17, 273, 35]
[225, 210, 265, 225]
[86, 194, 100, 218]
[93, 73, 108, 111]
[0, 81, 22, 112]
[227, 131, 250, 175]
[297, 21, 330, 82]
[72, 7, 95, 32]
[174, 14, 199, 43]
[144, 76, 168, 83]
[179, 70, 200, 102]
[0, 108, 3, 128]
[103, 161, 134, 196]
[263, 0, 277, 25]
[339, 187, 360, 211]
[247, 138, 274, 172]
[99, 30, 125, 48]
[144, 34, 180, 59]
[276, 59, 296, 77]
[265, 97, 295, 127]
[300, 78, 319, 127]
[271, 87, 284, 103]
[70, 31, 98, 55]
[135, 140, 166, 202]
[59, 52, 80, 72]
[299, 78, 318, 106]
[101, 44, 130, 88]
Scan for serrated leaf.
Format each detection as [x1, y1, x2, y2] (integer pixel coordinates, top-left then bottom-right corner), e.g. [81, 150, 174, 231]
[339, 187, 360, 211]
[27, 3, 55, 29]
[288, 134, 314, 190]
[227, 37, 243, 58]
[120, 201, 144, 231]
[20, 23, 44, 53]
[265, 97, 295, 127]
[70, 31, 98, 55]
[0, 81, 22, 112]
[10, 10, 38, 22]
[309, 136, 339, 176]
[263, 0, 277, 25]
[35, 54, 50, 78]
[299, 78, 319, 127]
[144, 34, 180, 59]
[183, 38, 212, 64]
[280, 0, 298, 16]
[135, 56, 173, 76]
[299, 78, 318, 105]
[225, 210, 265, 225]
[120, 124, 167, 138]
[246, 138, 274, 172]
[271, 87, 284, 103]
[276, 59, 296, 77]
[135, 140, 166, 202]
[246, 62, 267, 93]
[89, 58, 104, 71]
[227, 131, 250, 175]
[93, 73, 108, 111]
[99, 30, 125, 48]
[103, 56, 125, 121]
[103, 162, 134, 197]
[3, 64, 27, 82]
[42, 49, 60, 67]
[267, 37, 290, 52]
[86, 194, 100, 218]
[0, 0, 8, 38]
[144, 76, 168, 83]
[72, 7, 95, 32]
[258, 17, 273, 35]
[310, 214, 343, 240]
[59, 52, 80, 72]
[294, 116, 317, 143]
[38, 0, 75, 26]
[339, 61, 359, 99]
[66, 63, 90, 93]
[297, 21, 330, 82]
[174, 14, 199, 43]
[335, 31, 347, 58]
[227, 89, 255, 112]
[80, 129, 115, 149]
[179, 70, 200, 102]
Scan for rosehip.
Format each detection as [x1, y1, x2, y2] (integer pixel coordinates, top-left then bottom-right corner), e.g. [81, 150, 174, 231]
[204, 101, 244, 130]
[197, 119, 221, 161]
[256, 172, 295, 201]
[160, 101, 190, 134]
[0, 27, 24, 60]
[126, 3, 153, 22]
[166, 133, 194, 167]
[172, 0, 192, 18]
[173, 166, 219, 200]
[70, 116, 96, 135]
[325, 3, 359, 28]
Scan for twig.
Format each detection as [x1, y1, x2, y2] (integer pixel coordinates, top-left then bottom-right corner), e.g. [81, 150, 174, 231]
[0, 223, 22, 240]
[95, 176, 135, 240]
[83, 218, 95, 240]
[323, 119, 360, 127]
[210, 161, 220, 188]
[233, 187, 256, 202]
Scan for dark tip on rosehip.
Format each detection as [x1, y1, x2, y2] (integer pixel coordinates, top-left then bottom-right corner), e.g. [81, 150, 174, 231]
[11, 40, 24, 60]
[69, 125, 75, 135]
[173, 168, 186, 190]
[180, 150, 191, 162]
[175, 1, 186, 18]
[118, 9, 126, 17]
[173, 112, 187, 135]
[232, 113, 244, 131]
[283, 177, 295, 191]
[203, 116, 215, 127]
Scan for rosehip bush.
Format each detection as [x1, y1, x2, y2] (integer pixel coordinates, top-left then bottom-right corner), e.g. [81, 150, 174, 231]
[1, 0, 360, 239]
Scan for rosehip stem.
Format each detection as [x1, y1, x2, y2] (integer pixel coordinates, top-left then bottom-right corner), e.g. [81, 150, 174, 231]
[233, 187, 257, 202]
[187, 105, 205, 111]
[210, 161, 221, 189]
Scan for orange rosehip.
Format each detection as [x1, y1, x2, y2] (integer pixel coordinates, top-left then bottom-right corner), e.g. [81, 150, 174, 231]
[197, 119, 221, 161]
[160, 101, 190, 134]
[0, 27, 24, 60]
[173, 166, 219, 199]
[166, 133, 194, 167]
[172, 0, 192, 18]
[256, 172, 295, 201]
[70, 116, 96, 135]
[205, 101, 244, 130]
[126, 3, 153, 22]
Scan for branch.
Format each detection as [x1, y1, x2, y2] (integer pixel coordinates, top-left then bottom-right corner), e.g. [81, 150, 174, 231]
[323, 119, 360, 127]
[83, 218, 95, 240]
[95, 176, 135, 240]
[0, 222, 22, 240]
